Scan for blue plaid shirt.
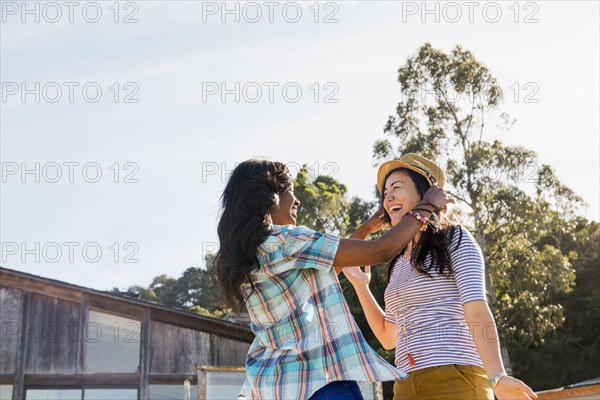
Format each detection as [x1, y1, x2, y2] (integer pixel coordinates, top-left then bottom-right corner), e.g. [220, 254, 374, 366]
[240, 225, 407, 399]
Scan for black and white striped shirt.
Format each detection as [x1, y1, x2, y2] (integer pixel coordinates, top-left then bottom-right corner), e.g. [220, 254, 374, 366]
[384, 226, 487, 373]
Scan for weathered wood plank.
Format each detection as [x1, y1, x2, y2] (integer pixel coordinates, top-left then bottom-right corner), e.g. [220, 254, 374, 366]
[89, 296, 143, 320]
[0, 275, 82, 304]
[77, 295, 89, 373]
[0, 286, 23, 374]
[21, 373, 196, 385]
[212, 335, 250, 366]
[150, 322, 212, 375]
[196, 366, 245, 372]
[140, 308, 151, 400]
[25, 293, 80, 374]
[13, 291, 29, 400]
[151, 309, 253, 343]
[148, 375, 197, 384]
[197, 368, 207, 400]
[23, 373, 139, 385]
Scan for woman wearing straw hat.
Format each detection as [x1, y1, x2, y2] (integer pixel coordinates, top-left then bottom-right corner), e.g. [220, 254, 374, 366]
[214, 158, 453, 400]
[344, 154, 538, 400]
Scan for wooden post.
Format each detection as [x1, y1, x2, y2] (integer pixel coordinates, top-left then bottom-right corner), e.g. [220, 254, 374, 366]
[196, 368, 207, 400]
[140, 308, 151, 400]
[13, 292, 29, 400]
[77, 295, 89, 373]
[373, 382, 383, 400]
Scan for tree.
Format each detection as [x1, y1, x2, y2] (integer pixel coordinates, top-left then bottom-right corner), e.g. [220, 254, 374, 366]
[509, 219, 600, 389]
[373, 42, 581, 372]
[115, 254, 228, 318]
[295, 166, 350, 234]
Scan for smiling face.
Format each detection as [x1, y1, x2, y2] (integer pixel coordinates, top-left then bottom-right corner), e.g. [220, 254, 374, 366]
[383, 170, 423, 227]
[270, 185, 300, 226]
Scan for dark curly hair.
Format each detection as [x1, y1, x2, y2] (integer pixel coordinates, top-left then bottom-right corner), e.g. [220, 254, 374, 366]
[214, 158, 293, 311]
[381, 168, 463, 282]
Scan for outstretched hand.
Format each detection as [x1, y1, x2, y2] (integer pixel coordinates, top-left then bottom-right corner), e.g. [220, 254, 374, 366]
[343, 266, 371, 287]
[494, 376, 538, 400]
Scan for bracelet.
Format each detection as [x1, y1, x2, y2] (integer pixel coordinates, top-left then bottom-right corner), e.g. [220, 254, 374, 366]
[412, 207, 434, 215]
[408, 210, 429, 231]
[417, 200, 440, 214]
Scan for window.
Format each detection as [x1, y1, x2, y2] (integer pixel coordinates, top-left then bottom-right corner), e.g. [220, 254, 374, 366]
[0, 385, 14, 400]
[149, 384, 198, 400]
[206, 372, 246, 400]
[84, 389, 137, 400]
[25, 389, 81, 400]
[25, 389, 137, 400]
[86, 310, 141, 373]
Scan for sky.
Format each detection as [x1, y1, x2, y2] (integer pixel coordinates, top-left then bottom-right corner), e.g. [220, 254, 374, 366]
[1, 0, 599, 292]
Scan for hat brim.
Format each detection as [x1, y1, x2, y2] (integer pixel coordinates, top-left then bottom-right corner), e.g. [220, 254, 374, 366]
[377, 160, 439, 193]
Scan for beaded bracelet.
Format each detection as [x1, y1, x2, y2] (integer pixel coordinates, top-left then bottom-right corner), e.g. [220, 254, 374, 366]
[413, 206, 435, 214]
[419, 201, 440, 214]
[408, 210, 429, 231]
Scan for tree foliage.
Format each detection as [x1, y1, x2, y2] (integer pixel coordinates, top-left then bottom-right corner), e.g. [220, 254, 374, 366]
[111, 254, 229, 319]
[295, 166, 350, 235]
[374, 43, 583, 364]
[510, 219, 600, 389]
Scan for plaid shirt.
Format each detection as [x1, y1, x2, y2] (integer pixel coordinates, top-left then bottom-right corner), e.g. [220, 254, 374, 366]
[239, 225, 407, 400]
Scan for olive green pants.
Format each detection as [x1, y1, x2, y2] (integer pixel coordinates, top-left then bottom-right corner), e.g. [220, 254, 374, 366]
[393, 364, 494, 400]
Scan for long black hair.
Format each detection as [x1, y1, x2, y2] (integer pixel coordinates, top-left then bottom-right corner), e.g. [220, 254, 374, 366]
[214, 159, 293, 311]
[382, 168, 462, 282]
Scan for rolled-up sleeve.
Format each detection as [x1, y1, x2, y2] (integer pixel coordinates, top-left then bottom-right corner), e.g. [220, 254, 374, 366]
[262, 225, 340, 275]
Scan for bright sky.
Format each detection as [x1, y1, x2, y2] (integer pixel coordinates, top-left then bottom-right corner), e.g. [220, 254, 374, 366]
[1, 1, 598, 291]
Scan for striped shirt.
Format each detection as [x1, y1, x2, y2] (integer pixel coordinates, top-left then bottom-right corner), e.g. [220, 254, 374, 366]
[242, 225, 407, 400]
[384, 226, 487, 373]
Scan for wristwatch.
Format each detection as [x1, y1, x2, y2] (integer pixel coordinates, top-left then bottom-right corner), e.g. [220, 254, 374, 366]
[489, 372, 508, 388]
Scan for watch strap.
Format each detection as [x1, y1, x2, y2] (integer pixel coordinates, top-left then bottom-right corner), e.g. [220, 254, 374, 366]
[489, 372, 508, 388]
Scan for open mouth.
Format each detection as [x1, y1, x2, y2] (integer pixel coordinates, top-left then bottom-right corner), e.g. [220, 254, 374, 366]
[388, 205, 402, 215]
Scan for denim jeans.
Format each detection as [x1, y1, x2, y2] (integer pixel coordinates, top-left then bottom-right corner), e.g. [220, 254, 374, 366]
[308, 380, 365, 400]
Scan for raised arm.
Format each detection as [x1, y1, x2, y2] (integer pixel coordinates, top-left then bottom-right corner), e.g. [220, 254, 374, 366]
[333, 185, 451, 268]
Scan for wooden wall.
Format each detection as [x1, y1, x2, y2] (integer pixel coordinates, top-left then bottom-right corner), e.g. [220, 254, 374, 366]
[0, 286, 22, 375]
[149, 322, 249, 375]
[25, 293, 80, 374]
[0, 270, 253, 397]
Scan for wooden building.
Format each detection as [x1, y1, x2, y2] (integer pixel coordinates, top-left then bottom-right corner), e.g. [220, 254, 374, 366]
[0, 267, 383, 399]
[0, 267, 253, 400]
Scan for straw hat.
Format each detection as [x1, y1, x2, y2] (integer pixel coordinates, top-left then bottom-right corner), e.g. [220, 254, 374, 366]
[377, 153, 446, 193]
